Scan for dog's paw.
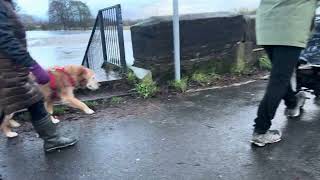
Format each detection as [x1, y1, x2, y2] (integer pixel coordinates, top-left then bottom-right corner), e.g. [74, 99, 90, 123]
[9, 119, 21, 128]
[51, 117, 61, 124]
[6, 132, 18, 138]
[84, 108, 95, 115]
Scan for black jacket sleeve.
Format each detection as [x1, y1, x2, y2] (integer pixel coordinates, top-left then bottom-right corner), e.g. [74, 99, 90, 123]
[0, 5, 35, 67]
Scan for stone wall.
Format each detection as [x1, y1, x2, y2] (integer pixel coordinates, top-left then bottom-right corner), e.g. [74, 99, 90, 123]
[131, 12, 258, 81]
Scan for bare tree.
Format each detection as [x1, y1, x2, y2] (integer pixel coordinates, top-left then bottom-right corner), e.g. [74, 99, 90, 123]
[48, 0, 71, 30]
[48, 0, 92, 30]
[68, 1, 92, 29]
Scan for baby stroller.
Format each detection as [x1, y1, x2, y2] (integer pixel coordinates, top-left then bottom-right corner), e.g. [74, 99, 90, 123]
[296, 16, 320, 98]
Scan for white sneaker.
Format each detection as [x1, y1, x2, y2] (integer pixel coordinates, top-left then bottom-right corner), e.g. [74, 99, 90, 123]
[285, 91, 306, 117]
[251, 130, 282, 147]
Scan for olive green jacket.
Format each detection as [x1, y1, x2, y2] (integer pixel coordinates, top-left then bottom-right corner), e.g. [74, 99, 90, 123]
[256, 0, 318, 48]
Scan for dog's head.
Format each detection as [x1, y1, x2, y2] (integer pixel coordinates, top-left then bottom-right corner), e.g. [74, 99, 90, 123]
[77, 67, 100, 90]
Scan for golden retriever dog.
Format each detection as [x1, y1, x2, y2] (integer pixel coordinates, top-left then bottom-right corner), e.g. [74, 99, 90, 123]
[0, 114, 22, 138]
[1, 65, 100, 138]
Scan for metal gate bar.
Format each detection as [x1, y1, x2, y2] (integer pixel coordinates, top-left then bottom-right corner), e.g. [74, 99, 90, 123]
[82, 4, 127, 76]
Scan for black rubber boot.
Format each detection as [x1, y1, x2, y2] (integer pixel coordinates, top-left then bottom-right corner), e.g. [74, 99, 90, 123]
[32, 115, 78, 152]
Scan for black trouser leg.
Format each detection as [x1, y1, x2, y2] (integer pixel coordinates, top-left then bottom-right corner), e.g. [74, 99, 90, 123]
[264, 46, 298, 109]
[283, 83, 297, 109]
[27, 100, 49, 123]
[254, 46, 302, 134]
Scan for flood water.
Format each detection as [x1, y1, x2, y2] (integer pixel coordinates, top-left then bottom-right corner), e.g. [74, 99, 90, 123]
[27, 30, 134, 69]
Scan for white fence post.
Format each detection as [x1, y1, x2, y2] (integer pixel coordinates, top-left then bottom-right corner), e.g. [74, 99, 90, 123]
[173, 0, 181, 81]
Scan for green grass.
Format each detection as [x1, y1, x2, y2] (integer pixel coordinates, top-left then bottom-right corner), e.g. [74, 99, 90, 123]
[54, 106, 68, 115]
[191, 70, 221, 86]
[231, 57, 247, 75]
[208, 70, 221, 80]
[135, 78, 159, 98]
[127, 70, 138, 85]
[85, 101, 99, 108]
[111, 97, 123, 104]
[259, 55, 272, 71]
[171, 78, 189, 93]
[191, 72, 211, 85]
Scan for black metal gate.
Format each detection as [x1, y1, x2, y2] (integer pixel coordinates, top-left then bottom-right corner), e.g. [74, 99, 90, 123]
[82, 4, 127, 77]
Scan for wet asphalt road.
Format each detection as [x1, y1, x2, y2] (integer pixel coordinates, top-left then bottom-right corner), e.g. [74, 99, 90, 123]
[1, 80, 320, 180]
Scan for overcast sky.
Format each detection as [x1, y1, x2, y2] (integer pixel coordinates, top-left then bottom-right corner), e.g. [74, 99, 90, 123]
[17, 0, 261, 20]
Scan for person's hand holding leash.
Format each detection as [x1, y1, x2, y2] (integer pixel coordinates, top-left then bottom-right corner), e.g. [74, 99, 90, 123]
[29, 63, 50, 85]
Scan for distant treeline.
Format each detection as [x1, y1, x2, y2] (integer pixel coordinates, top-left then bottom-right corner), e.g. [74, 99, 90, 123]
[20, 0, 141, 31]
